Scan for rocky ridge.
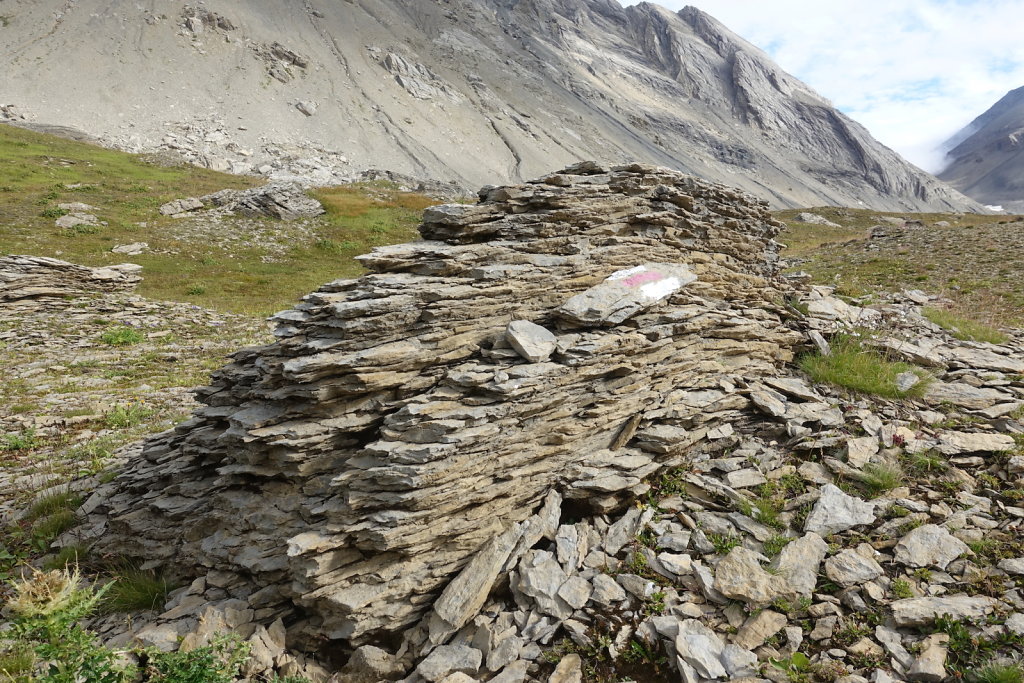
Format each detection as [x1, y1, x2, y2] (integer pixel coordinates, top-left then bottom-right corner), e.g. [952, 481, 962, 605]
[939, 85, 1024, 212]
[0, 0, 981, 212]
[32, 165, 1024, 683]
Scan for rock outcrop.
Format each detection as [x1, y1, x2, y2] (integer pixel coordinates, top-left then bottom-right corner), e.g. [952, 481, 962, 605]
[81, 163, 801, 646]
[159, 182, 325, 220]
[0, 256, 141, 305]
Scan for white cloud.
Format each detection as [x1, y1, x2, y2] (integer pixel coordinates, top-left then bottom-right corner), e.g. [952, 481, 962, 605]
[618, 0, 1024, 172]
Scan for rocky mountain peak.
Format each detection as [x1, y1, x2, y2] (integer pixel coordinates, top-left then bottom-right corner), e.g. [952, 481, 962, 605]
[0, 0, 981, 211]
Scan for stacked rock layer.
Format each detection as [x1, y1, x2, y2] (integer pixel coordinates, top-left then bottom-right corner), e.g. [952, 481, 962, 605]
[84, 163, 801, 645]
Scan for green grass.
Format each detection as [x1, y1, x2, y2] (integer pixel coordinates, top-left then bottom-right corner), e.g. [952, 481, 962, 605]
[1, 428, 40, 452]
[25, 491, 82, 523]
[103, 570, 174, 612]
[99, 326, 144, 346]
[104, 403, 154, 429]
[923, 306, 1010, 344]
[799, 334, 930, 399]
[855, 463, 905, 497]
[0, 125, 437, 315]
[972, 664, 1024, 683]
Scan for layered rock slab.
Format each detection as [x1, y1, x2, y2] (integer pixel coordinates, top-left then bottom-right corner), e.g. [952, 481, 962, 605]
[82, 163, 799, 645]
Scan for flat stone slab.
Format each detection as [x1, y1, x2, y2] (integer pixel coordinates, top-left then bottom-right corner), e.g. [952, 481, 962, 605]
[557, 263, 696, 326]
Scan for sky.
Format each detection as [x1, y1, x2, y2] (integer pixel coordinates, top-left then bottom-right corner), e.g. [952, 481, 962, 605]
[617, 0, 1024, 173]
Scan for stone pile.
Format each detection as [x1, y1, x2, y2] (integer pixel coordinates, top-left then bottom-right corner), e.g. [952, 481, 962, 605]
[57, 165, 1024, 682]
[159, 182, 325, 220]
[79, 163, 800, 651]
[0, 255, 141, 306]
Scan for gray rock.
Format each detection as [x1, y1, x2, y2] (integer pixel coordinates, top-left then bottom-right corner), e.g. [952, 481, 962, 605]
[894, 524, 970, 570]
[111, 242, 149, 255]
[824, 549, 883, 587]
[772, 532, 828, 597]
[159, 197, 204, 216]
[590, 573, 627, 606]
[720, 644, 758, 677]
[998, 557, 1024, 575]
[1006, 613, 1024, 635]
[794, 212, 841, 228]
[675, 620, 726, 679]
[557, 576, 592, 610]
[296, 100, 318, 116]
[935, 431, 1016, 455]
[891, 596, 1000, 627]
[804, 484, 876, 536]
[340, 645, 405, 683]
[734, 609, 787, 650]
[907, 634, 948, 682]
[714, 547, 795, 606]
[505, 320, 557, 363]
[895, 371, 921, 393]
[845, 436, 879, 468]
[925, 382, 1014, 410]
[416, 644, 482, 682]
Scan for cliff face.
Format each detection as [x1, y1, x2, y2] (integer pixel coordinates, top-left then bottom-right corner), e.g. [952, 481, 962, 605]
[939, 86, 1024, 211]
[0, 0, 980, 211]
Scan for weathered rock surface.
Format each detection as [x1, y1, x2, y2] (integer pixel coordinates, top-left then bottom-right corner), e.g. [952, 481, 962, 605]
[82, 164, 799, 645]
[0, 255, 141, 305]
[159, 182, 324, 220]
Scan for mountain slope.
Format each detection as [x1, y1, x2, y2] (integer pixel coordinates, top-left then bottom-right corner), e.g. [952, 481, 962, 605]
[0, 0, 980, 211]
[939, 86, 1024, 211]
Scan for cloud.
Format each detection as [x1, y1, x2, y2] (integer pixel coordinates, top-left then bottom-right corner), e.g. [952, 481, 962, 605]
[618, 0, 1024, 172]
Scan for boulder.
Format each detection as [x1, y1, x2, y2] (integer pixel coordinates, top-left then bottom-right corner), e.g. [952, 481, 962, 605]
[804, 484, 876, 536]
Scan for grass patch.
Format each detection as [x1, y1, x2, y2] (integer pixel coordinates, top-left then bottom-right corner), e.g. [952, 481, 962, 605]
[972, 664, 1024, 683]
[104, 402, 154, 429]
[798, 334, 930, 398]
[102, 570, 174, 612]
[1, 428, 40, 452]
[99, 326, 144, 346]
[923, 306, 1010, 344]
[855, 463, 905, 497]
[25, 491, 82, 523]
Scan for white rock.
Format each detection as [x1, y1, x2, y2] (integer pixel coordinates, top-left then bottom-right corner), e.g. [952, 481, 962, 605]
[804, 484, 876, 536]
[505, 320, 557, 363]
[907, 634, 948, 682]
[936, 431, 1016, 455]
[998, 557, 1024, 576]
[894, 524, 970, 570]
[845, 436, 879, 468]
[824, 549, 883, 587]
[714, 547, 794, 606]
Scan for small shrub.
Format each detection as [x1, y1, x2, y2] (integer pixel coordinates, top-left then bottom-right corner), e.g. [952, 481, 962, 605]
[904, 450, 949, 475]
[6, 568, 134, 683]
[1, 428, 40, 452]
[923, 307, 1010, 345]
[100, 326, 143, 346]
[40, 206, 68, 219]
[103, 570, 174, 613]
[763, 535, 792, 557]
[26, 491, 82, 522]
[891, 578, 914, 599]
[143, 633, 249, 683]
[708, 532, 742, 555]
[44, 544, 89, 571]
[32, 510, 78, 543]
[799, 334, 930, 399]
[186, 285, 207, 296]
